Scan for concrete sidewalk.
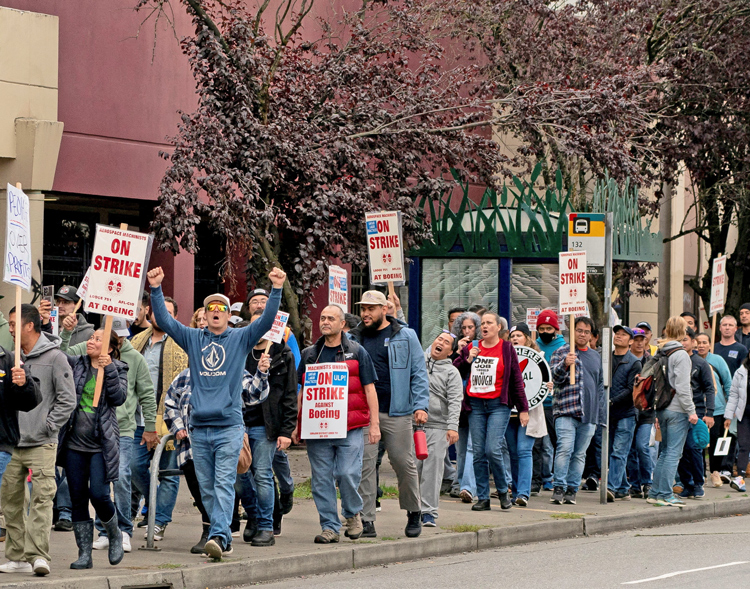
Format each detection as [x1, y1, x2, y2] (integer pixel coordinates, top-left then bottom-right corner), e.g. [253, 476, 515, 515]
[2, 448, 749, 588]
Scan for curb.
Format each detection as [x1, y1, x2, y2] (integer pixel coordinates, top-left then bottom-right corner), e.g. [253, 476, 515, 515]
[3, 498, 749, 589]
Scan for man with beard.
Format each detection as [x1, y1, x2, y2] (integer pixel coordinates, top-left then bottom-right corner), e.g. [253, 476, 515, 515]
[349, 291, 429, 539]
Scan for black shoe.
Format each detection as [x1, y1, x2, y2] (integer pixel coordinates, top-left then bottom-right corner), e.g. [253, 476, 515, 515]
[204, 536, 225, 559]
[471, 499, 491, 511]
[405, 511, 422, 538]
[55, 520, 73, 532]
[629, 486, 643, 499]
[642, 484, 652, 499]
[550, 487, 564, 504]
[584, 477, 599, 491]
[191, 523, 210, 554]
[136, 519, 148, 528]
[614, 491, 631, 500]
[530, 484, 541, 496]
[273, 511, 282, 536]
[280, 492, 294, 515]
[449, 488, 461, 499]
[499, 491, 512, 510]
[251, 530, 276, 546]
[606, 489, 615, 502]
[361, 520, 377, 538]
[243, 517, 258, 543]
[563, 488, 577, 505]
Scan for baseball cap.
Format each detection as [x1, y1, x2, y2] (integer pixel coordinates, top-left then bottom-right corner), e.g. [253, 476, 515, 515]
[230, 302, 243, 313]
[355, 290, 388, 306]
[632, 328, 647, 338]
[613, 325, 634, 337]
[247, 288, 270, 302]
[510, 323, 531, 337]
[111, 317, 131, 337]
[635, 321, 652, 331]
[55, 285, 79, 302]
[203, 293, 231, 309]
[228, 315, 242, 326]
[536, 309, 560, 331]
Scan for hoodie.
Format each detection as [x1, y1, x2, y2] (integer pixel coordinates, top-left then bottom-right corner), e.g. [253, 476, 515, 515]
[424, 351, 463, 431]
[0, 346, 41, 453]
[662, 340, 696, 415]
[17, 332, 77, 447]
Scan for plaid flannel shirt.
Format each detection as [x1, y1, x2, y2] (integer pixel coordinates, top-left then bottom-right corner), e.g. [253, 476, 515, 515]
[550, 343, 585, 421]
[164, 367, 270, 467]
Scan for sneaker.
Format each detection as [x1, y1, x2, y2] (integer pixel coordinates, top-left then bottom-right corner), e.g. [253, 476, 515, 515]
[405, 511, 422, 538]
[251, 530, 276, 546]
[678, 488, 694, 499]
[731, 476, 746, 492]
[344, 514, 363, 539]
[563, 488, 577, 505]
[136, 518, 149, 528]
[143, 524, 167, 541]
[720, 471, 732, 484]
[606, 489, 615, 502]
[642, 484, 652, 499]
[629, 486, 643, 498]
[54, 519, 73, 532]
[32, 558, 50, 576]
[204, 537, 224, 559]
[361, 520, 376, 538]
[614, 491, 631, 500]
[530, 484, 541, 496]
[421, 513, 436, 527]
[222, 542, 233, 556]
[665, 495, 685, 506]
[515, 496, 528, 507]
[459, 489, 473, 503]
[449, 488, 461, 499]
[646, 496, 659, 504]
[692, 486, 705, 499]
[584, 477, 599, 491]
[314, 529, 340, 544]
[93, 535, 110, 550]
[0, 560, 32, 573]
[542, 483, 554, 491]
[122, 531, 132, 553]
[711, 471, 724, 488]
[550, 486, 565, 505]
[375, 498, 381, 512]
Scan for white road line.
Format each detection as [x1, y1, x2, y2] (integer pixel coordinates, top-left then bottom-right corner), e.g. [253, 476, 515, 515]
[622, 561, 749, 584]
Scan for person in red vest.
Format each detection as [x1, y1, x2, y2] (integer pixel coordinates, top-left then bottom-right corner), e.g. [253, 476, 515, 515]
[295, 305, 380, 544]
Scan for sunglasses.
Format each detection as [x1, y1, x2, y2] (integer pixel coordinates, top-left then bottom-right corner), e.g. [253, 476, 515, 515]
[441, 329, 457, 339]
[206, 303, 229, 313]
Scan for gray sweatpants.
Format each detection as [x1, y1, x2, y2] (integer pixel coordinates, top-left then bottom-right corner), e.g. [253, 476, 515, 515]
[360, 413, 421, 522]
[417, 428, 450, 517]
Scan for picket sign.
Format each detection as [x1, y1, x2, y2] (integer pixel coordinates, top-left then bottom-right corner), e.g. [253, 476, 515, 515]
[709, 253, 726, 354]
[5, 183, 32, 369]
[715, 428, 731, 456]
[300, 362, 349, 439]
[73, 267, 91, 314]
[365, 211, 405, 287]
[263, 311, 290, 353]
[328, 265, 348, 312]
[559, 251, 587, 386]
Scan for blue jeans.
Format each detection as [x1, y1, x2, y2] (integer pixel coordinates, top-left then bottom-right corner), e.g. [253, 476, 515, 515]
[65, 449, 116, 523]
[651, 410, 690, 500]
[677, 422, 705, 491]
[95, 436, 134, 537]
[235, 468, 258, 520]
[456, 427, 478, 495]
[191, 424, 245, 545]
[468, 397, 511, 500]
[273, 449, 294, 495]
[608, 416, 636, 493]
[130, 426, 180, 526]
[505, 419, 535, 499]
[627, 423, 655, 488]
[245, 426, 277, 531]
[54, 468, 72, 522]
[307, 428, 364, 533]
[554, 417, 596, 491]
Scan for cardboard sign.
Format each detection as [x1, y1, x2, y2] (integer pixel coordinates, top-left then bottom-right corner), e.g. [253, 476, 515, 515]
[526, 308, 541, 331]
[4, 183, 32, 291]
[365, 211, 405, 285]
[300, 362, 349, 439]
[77, 267, 91, 302]
[715, 436, 731, 456]
[85, 225, 153, 320]
[558, 251, 587, 315]
[514, 346, 551, 409]
[469, 356, 499, 394]
[49, 307, 59, 337]
[262, 311, 290, 344]
[709, 255, 727, 316]
[328, 265, 348, 312]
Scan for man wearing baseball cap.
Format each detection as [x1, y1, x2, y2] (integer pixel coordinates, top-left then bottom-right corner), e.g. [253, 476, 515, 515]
[635, 321, 657, 356]
[48, 286, 95, 347]
[627, 328, 655, 499]
[349, 290, 429, 539]
[146, 266, 286, 559]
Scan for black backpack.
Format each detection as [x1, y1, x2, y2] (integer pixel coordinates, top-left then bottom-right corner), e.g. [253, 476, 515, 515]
[632, 348, 678, 412]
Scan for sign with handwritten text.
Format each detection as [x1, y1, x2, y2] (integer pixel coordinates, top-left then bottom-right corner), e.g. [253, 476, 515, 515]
[4, 184, 32, 291]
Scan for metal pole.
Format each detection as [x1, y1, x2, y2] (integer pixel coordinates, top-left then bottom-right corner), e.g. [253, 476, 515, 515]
[600, 212, 614, 505]
[139, 433, 173, 551]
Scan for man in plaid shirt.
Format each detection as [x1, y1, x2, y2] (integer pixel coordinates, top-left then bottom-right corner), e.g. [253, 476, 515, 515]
[549, 317, 605, 506]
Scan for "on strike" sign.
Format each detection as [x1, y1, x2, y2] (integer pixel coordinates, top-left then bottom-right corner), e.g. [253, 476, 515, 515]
[558, 251, 587, 315]
[709, 255, 727, 316]
[300, 363, 349, 439]
[365, 211, 405, 285]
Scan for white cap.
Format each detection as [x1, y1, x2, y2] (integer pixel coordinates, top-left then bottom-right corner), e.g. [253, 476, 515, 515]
[228, 315, 242, 326]
[203, 293, 231, 309]
[111, 317, 130, 337]
[230, 302, 243, 313]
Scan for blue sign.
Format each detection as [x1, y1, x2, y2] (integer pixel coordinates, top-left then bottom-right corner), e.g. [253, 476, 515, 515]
[366, 220, 378, 235]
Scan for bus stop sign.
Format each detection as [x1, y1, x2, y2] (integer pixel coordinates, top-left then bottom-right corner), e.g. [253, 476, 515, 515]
[568, 213, 606, 267]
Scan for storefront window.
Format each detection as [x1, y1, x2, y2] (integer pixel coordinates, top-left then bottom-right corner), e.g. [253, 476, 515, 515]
[510, 263, 559, 326]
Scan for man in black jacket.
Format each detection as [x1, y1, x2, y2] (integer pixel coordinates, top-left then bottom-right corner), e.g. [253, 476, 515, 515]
[0, 347, 41, 543]
[238, 311, 297, 547]
[606, 326, 642, 501]
[677, 328, 715, 499]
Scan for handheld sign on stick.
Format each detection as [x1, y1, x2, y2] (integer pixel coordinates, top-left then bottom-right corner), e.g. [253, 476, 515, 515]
[262, 311, 290, 353]
[559, 251, 587, 386]
[73, 267, 91, 314]
[88, 223, 154, 406]
[365, 211, 406, 287]
[328, 265, 348, 313]
[715, 428, 731, 456]
[709, 253, 727, 354]
[5, 183, 33, 369]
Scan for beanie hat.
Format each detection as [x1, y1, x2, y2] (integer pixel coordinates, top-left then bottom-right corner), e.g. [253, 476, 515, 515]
[510, 323, 531, 337]
[691, 419, 710, 449]
[740, 303, 750, 313]
[536, 310, 560, 331]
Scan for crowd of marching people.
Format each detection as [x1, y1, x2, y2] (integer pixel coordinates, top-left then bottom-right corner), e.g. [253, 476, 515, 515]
[2, 270, 750, 575]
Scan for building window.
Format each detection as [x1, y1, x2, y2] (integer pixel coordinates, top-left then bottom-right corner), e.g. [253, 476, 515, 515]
[510, 263, 559, 326]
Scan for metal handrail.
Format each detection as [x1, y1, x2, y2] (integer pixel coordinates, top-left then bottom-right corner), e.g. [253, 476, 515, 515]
[139, 432, 177, 551]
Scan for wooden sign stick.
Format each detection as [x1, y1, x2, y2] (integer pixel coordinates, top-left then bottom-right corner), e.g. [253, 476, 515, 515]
[387, 281, 395, 299]
[92, 223, 127, 407]
[13, 183, 23, 369]
[73, 298, 83, 314]
[569, 313, 575, 385]
[264, 339, 272, 354]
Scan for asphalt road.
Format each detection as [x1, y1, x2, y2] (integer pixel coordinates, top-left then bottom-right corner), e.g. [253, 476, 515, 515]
[245, 516, 750, 589]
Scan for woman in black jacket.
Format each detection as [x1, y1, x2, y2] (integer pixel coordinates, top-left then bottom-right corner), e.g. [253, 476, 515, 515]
[58, 329, 127, 569]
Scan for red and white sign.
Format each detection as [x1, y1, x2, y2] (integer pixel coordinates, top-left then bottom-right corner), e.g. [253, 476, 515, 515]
[77, 268, 91, 301]
[262, 311, 290, 344]
[469, 356, 499, 394]
[365, 211, 405, 285]
[328, 265, 348, 313]
[709, 255, 727, 316]
[526, 308, 541, 331]
[558, 251, 587, 315]
[300, 363, 349, 439]
[85, 225, 153, 320]
[515, 346, 551, 409]
[49, 307, 59, 337]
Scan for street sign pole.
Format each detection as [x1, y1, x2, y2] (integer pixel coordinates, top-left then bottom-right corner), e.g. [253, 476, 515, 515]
[600, 212, 614, 505]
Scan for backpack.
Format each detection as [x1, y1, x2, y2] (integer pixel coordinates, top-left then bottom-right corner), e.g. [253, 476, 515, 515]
[632, 348, 678, 412]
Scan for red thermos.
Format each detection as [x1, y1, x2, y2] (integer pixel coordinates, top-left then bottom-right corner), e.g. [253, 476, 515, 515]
[414, 425, 428, 460]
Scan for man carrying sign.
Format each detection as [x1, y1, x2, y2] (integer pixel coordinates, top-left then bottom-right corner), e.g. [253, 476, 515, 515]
[296, 305, 380, 544]
[146, 266, 286, 559]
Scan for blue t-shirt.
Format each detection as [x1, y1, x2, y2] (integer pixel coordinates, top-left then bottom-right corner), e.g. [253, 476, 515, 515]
[715, 341, 748, 376]
[150, 285, 281, 427]
[361, 324, 393, 413]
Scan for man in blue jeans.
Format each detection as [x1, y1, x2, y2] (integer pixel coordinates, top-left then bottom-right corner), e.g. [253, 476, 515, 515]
[549, 317, 605, 505]
[606, 326, 641, 501]
[147, 265, 286, 559]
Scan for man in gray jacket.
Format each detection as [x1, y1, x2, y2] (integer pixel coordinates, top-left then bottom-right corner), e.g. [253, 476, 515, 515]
[0, 305, 76, 576]
[418, 332, 462, 527]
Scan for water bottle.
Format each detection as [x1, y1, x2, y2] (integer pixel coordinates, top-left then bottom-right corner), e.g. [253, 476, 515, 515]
[413, 424, 428, 460]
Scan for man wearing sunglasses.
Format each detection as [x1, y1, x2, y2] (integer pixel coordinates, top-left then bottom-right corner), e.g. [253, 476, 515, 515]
[146, 266, 287, 559]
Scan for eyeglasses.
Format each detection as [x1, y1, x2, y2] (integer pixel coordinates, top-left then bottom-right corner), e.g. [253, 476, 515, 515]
[206, 303, 229, 313]
[441, 329, 457, 339]
[575, 329, 592, 335]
